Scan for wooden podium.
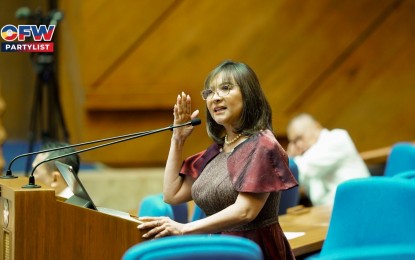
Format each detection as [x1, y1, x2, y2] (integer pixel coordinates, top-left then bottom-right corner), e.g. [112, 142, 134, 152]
[0, 177, 144, 260]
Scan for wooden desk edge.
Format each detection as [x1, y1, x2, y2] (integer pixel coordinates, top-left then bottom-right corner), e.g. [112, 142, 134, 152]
[292, 240, 324, 256]
[281, 205, 332, 257]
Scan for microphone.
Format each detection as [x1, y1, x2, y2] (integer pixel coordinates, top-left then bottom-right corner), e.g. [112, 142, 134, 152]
[1, 128, 150, 179]
[3, 118, 201, 179]
[2, 118, 201, 180]
[190, 118, 201, 126]
[22, 118, 201, 188]
[0, 131, 139, 179]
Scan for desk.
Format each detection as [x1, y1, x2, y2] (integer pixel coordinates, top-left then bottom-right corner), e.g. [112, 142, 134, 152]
[280, 205, 332, 257]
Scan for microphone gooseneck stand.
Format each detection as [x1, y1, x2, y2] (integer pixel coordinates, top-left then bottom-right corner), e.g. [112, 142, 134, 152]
[22, 119, 201, 188]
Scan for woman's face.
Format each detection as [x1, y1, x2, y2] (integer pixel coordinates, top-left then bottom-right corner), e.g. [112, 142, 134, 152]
[205, 73, 243, 130]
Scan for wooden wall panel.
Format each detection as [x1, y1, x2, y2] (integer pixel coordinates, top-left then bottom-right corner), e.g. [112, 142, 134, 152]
[56, 0, 415, 166]
[82, 0, 177, 90]
[81, 111, 211, 166]
[59, 0, 87, 143]
[292, 0, 415, 151]
[86, 0, 393, 111]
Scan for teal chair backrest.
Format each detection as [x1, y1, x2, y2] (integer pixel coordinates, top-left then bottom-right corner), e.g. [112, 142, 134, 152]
[138, 194, 189, 223]
[393, 170, 415, 180]
[308, 177, 415, 259]
[384, 142, 415, 177]
[279, 157, 300, 215]
[122, 234, 263, 260]
[191, 204, 206, 221]
[138, 194, 174, 219]
[170, 202, 188, 223]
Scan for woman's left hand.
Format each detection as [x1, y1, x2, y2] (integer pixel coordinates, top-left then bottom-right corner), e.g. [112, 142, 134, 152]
[137, 217, 185, 238]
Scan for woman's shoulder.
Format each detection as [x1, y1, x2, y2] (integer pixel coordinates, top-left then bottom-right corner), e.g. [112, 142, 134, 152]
[232, 129, 286, 161]
[256, 129, 277, 141]
[227, 129, 296, 192]
[241, 129, 280, 150]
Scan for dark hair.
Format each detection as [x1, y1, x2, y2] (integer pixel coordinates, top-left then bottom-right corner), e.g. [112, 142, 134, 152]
[203, 60, 273, 144]
[42, 142, 80, 174]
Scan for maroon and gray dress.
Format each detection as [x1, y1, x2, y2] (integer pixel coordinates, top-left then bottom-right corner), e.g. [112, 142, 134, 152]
[180, 130, 298, 259]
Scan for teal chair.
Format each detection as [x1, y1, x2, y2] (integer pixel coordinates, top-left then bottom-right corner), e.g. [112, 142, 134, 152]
[138, 194, 189, 223]
[170, 202, 188, 223]
[191, 204, 206, 221]
[279, 157, 300, 215]
[122, 234, 263, 260]
[306, 177, 415, 259]
[138, 194, 174, 219]
[383, 142, 415, 177]
[393, 170, 415, 180]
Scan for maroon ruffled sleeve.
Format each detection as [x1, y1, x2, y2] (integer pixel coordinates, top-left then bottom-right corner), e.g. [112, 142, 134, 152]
[180, 143, 221, 179]
[227, 130, 298, 193]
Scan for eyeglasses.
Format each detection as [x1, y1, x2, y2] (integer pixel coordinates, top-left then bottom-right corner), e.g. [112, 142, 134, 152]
[200, 83, 236, 100]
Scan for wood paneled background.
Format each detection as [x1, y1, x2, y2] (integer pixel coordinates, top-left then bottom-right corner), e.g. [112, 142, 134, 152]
[2, 0, 415, 167]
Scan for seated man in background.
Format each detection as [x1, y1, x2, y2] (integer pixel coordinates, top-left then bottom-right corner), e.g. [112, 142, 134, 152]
[32, 142, 80, 198]
[286, 113, 370, 206]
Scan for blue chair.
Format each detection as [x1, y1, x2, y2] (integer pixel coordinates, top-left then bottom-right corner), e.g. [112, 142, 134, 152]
[122, 234, 263, 260]
[138, 194, 174, 219]
[139, 194, 189, 223]
[306, 177, 415, 259]
[191, 204, 207, 221]
[278, 157, 300, 215]
[170, 202, 189, 223]
[383, 142, 415, 177]
[393, 170, 415, 180]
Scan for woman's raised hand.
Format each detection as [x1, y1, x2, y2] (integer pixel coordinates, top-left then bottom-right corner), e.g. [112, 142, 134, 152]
[172, 92, 199, 142]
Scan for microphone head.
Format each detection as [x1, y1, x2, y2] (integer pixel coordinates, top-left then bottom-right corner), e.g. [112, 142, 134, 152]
[191, 118, 202, 126]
